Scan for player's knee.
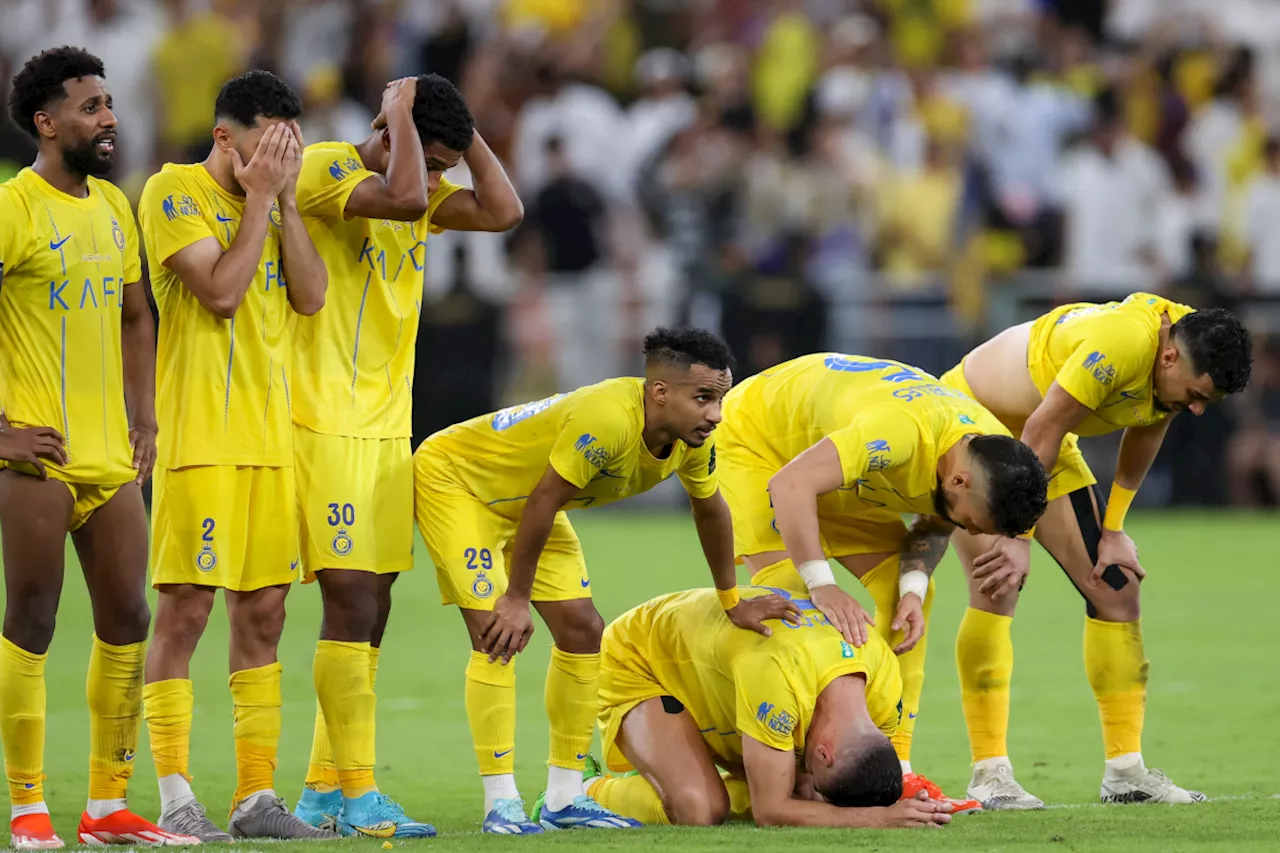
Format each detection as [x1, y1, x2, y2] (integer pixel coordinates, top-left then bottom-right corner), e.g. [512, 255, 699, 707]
[554, 607, 605, 653]
[321, 590, 378, 642]
[665, 783, 730, 826]
[103, 597, 151, 645]
[2, 605, 57, 655]
[1089, 582, 1141, 623]
[154, 597, 211, 654]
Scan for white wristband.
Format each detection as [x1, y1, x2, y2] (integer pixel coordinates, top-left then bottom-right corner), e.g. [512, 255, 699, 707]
[797, 559, 836, 590]
[899, 570, 929, 601]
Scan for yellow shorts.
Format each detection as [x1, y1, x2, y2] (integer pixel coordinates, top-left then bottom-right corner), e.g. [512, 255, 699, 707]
[414, 443, 589, 610]
[295, 428, 414, 582]
[716, 443, 907, 560]
[939, 360, 1096, 502]
[2, 463, 125, 531]
[598, 614, 665, 773]
[150, 465, 300, 591]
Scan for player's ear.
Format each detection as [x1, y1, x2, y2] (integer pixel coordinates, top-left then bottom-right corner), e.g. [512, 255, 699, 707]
[32, 109, 57, 140]
[809, 740, 835, 768]
[650, 378, 668, 405]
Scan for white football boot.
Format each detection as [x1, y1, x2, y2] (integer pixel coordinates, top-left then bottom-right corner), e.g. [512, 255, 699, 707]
[1100, 754, 1206, 804]
[967, 757, 1045, 810]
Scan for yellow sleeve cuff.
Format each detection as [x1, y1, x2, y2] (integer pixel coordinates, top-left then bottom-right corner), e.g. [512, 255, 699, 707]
[1017, 525, 1036, 541]
[717, 587, 741, 610]
[1103, 484, 1137, 532]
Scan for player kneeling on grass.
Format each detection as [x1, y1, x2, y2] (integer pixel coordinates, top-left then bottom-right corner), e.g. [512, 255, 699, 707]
[717, 353, 1049, 813]
[939, 293, 1251, 808]
[0, 46, 195, 849]
[288, 73, 522, 839]
[585, 583, 951, 829]
[414, 327, 791, 834]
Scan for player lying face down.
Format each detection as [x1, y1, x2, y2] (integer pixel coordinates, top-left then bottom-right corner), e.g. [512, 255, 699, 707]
[587, 586, 953, 828]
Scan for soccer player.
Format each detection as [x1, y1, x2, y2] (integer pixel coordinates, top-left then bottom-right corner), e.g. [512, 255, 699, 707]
[939, 293, 1252, 807]
[716, 352, 1049, 813]
[137, 71, 333, 841]
[586, 582, 952, 829]
[415, 328, 792, 833]
[289, 73, 523, 838]
[0, 47, 197, 849]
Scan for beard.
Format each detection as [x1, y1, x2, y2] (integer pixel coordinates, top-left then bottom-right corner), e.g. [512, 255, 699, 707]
[62, 136, 114, 179]
[933, 483, 959, 527]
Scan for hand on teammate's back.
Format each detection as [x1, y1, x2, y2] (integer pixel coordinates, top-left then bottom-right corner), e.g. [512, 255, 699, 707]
[230, 122, 292, 201]
[972, 536, 1031, 599]
[810, 584, 874, 647]
[481, 593, 535, 664]
[891, 592, 925, 654]
[726, 593, 802, 637]
[0, 414, 67, 479]
[1092, 529, 1145, 585]
[371, 76, 418, 132]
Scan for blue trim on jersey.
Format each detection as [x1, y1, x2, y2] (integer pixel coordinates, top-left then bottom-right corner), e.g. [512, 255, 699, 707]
[60, 316, 69, 440]
[100, 315, 109, 454]
[350, 271, 372, 401]
[224, 316, 236, 429]
[281, 365, 292, 414]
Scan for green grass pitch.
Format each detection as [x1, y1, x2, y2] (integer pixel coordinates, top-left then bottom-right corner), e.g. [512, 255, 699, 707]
[12, 511, 1280, 851]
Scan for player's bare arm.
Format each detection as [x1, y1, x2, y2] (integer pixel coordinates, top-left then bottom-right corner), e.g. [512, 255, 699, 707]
[891, 515, 953, 654]
[690, 489, 801, 636]
[276, 121, 326, 315]
[1089, 419, 1173, 584]
[429, 131, 523, 232]
[1019, 383, 1093, 474]
[347, 77, 431, 221]
[479, 464, 581, 663]
[741, 736, 948, 828]
[166, 124, 290, 318]
[768, 437, 874, 646]
[120, 279, 157, 484]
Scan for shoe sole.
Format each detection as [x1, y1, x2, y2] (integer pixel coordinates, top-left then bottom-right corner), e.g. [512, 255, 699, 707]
[79, 831, 201, 846]
[13, 839, 64, 850]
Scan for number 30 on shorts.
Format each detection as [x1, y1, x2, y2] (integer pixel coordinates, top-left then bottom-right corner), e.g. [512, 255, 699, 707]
[327, 502, 356, 526]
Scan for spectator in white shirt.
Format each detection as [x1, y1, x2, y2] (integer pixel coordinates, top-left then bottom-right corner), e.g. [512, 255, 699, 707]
[1243, 137, 1280, 293]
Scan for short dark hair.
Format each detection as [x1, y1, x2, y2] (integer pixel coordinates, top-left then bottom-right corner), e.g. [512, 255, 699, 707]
[214, 70, 302, 128]
[970, 435, 1049, 536]
[1170, 308, 1253, 394]
[643, 327, 735, 373]
[818, 737, 902, 808]
[8, 46, 105, 138]
[412, 73, 474, 152]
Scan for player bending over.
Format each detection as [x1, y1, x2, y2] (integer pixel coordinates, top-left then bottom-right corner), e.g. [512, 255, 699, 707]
[0, 46, 195, 849]
[137, 71, 333, 841]
[414, 327, 795, 833]
[289, 73, 522, 838]
[586, 582, 952, 828]
[717, 353, 1048, 813]
[939, 293, 1251, 807]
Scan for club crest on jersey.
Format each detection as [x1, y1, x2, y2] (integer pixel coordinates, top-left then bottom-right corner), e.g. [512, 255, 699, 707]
[111, 216, 126, 251]
[472, 571, 494, 599]
[269, 202, 283, 229]
[195, 544, 218, 572]
[332, 527, 354, 557]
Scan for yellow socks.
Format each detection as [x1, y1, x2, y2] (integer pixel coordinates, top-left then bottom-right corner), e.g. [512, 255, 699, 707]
[305, 703, 339, 793]
[587, 776, 669, 824]
[859, 554, 932, 763]
[465, 651, 516, 776]
[956, 607, 1014, 762]
[229, 662, 282, 805]
[313, 641, 377, 798]
[86, 635, 145, 801]
[143, 678, 193, 781]
[1084, 617, 1148, 759]
[545, 646, 599, 772]
[0, 637, 47, 805]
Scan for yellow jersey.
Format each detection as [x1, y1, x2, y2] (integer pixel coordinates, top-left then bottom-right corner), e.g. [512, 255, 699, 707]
[424, 377, 718, 519]
[0, 169, 141, 484]
[292, 142, 462, 438]
[1027, 293, 1196, 436]
[721, 353, 1011, 516]
[609, 585, 901, 763]
[139, 163, 293, 468]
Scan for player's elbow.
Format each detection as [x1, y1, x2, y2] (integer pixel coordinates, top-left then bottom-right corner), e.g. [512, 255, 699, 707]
[750, 801, 791, 828]
[289, 288, 326, 316]
[205, 292, 242, 320]
[492, 198, 525, 231]
[390, 191, 430, 222]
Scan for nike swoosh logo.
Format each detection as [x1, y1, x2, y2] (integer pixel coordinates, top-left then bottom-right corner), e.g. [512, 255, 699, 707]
[290, 559, 300, 571]
[215, 214, 235, 223]
[575, 753, 588, 760]
[49, 235, 72, 251]
[493, 748, 513, 758]
[580, 578, 590, 587]
[908, 712, 918, 719]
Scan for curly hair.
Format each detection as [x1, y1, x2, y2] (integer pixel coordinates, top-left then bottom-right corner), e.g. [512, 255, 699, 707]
[1170, 308, 1253, 394]
[8, 46, 105, 138]
[643, 326, 736, 372]
[412, 74, 474, 152]
[214, 70, 302, 128]
[969, 435, 1049, 536]
[816, 735, 903, 808]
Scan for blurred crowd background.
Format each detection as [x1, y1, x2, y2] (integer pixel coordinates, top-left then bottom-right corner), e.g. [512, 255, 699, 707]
[2, 0, 1279, 508]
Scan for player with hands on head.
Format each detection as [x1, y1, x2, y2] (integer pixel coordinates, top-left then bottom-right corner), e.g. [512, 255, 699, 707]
[137, 70, 333, 843]
[715, 353, 1048, 814]
[288, 72, 522, 839]
[940, 293, 1251, 808]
